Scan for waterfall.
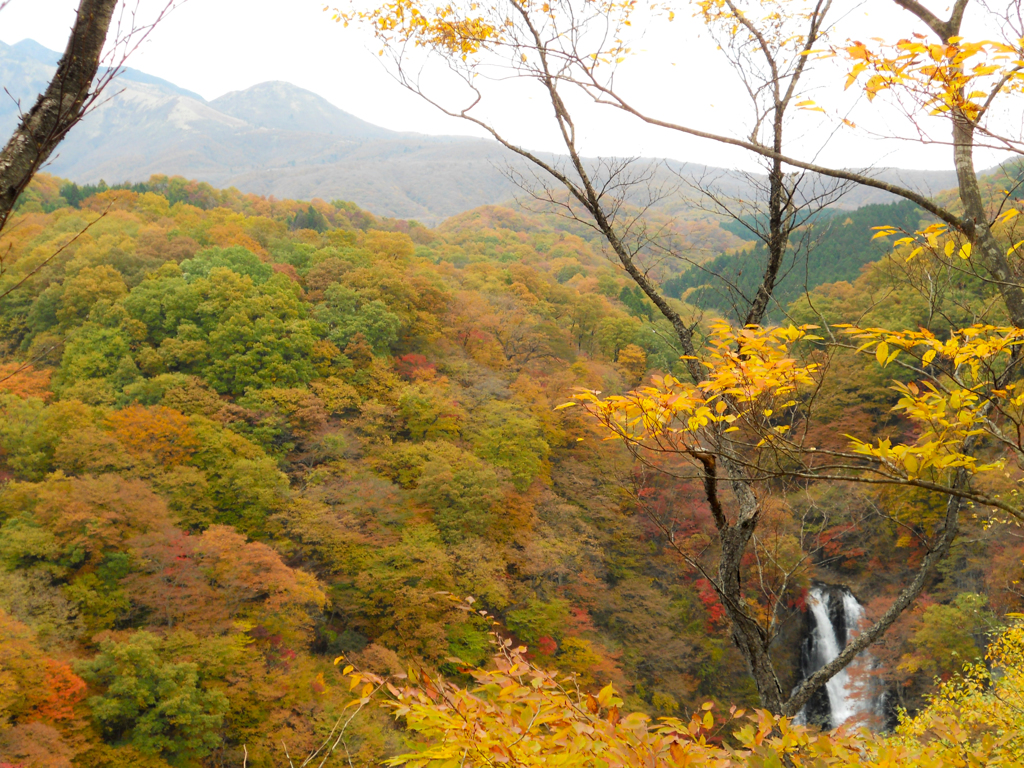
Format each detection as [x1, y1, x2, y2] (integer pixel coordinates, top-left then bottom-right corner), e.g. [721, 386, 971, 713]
[793, 585, 884, 729]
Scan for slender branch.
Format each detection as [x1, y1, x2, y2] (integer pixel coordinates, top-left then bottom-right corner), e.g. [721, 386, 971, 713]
[0, 207, 110, 302]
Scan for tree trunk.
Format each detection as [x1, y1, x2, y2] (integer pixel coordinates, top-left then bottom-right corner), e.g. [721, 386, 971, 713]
[696, 453, 787, 713]
[952, 114, 1024, 329]
[0, 0, 119, 232]
[745, 114, 789, 327]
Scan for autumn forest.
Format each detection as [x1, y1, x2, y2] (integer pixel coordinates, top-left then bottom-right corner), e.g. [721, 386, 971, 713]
[3, 0, 1024, 766]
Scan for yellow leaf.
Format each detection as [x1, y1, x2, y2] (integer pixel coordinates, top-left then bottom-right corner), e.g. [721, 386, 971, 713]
[597, 683, 615, 707]
[922, 349, 937, 365]
[945, 240, 956, 257]
[876, 341, 889, 366]
[959, 242, 972, 259]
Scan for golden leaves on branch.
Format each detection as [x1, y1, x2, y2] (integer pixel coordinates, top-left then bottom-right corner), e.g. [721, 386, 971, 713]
[563, 317, 1024, 516]
[839, 34, 1024, 121]
[327, 0, 500, 57]
[866, 213, 1024, 263]
[560, 322, 821, 450]
[839, 324, 1024, 481]
[327, 0, 638, 63]
[694, 0, 820, 53]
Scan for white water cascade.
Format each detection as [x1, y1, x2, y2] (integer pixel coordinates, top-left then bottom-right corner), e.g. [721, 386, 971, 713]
[794, 585, 885, 729]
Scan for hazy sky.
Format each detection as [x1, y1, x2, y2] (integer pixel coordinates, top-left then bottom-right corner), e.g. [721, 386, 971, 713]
[1, 0, 1015, 172]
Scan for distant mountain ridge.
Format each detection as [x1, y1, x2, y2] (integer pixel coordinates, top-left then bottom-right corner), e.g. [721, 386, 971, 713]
[0, 39, 969, 223]
[210, 81, 392, 139]
[10, 38, 207, 102]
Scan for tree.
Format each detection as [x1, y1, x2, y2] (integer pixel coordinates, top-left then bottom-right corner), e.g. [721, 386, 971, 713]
[397, 382, 466, 441]
[334, 0, 1024, 716]
[105, 404, 200, 465]
[0, 473, 174, 571]
[125, 525, 326, 639]
[899, 592, 997, 679]
[313, 284, 403, 354]
[467, 401, 550, 490]
[180, 245, 274, 285]
[0, 0, 178, 234]
[0, 611, 85, 766]
[0, 0, 119, 232]
[616, 344, 647, 385]
[76, 631, 228, 761]
[415, 448, 504, 541]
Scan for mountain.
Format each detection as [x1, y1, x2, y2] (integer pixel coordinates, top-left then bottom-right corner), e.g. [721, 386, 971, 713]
[209, 81, 391, 138]
[0, 39, 530, 222]
[0, 39, 966, 223]
[10, 38, 207, 102]
[0, 40, 52, 129]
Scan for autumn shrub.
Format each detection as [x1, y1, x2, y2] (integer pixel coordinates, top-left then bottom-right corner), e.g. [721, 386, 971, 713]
[328, 615, 1024, 768]
[891, 615, 1024, 760]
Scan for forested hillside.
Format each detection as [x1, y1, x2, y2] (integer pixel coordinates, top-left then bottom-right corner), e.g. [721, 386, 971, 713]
[664, 200, 927, 320]
[665, 162, 1024, 322]
[0, 174, 1021, 767]
[0, 175, 732, 766]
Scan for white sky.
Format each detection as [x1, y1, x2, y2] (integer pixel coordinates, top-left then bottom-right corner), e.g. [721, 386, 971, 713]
[0, 0, 1017, 172]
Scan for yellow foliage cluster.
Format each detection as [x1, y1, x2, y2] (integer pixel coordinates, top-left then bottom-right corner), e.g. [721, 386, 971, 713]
[870, 210, 1024, 264]
[841, 35, 1024, 121]
[330, 0, 636, 66]
[695, 0, 821, 56]
[330, 0, 500, 56]
[892, 615, 1024, 762]
[839, 324, 1024, 483]
[331, 615, 1024, 767]
[561, 318, 1024, 525]
[559, 322, 821, 449]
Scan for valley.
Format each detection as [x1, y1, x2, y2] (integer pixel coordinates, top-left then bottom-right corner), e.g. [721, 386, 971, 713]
[2, 0, 1024, 763]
